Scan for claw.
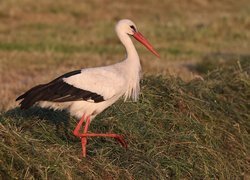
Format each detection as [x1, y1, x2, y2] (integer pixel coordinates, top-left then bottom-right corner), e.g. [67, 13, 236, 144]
[115, 135, 128, 149]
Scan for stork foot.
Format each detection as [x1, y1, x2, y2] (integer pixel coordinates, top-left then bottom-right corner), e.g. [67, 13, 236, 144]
[80, 133, 128, 149]
[73, 114, 127, 157]
[113, 134, 128, 149]
[111, 134, 127, 148]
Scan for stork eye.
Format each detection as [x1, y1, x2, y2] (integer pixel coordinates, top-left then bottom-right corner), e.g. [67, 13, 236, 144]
[130, 25, 136, 32]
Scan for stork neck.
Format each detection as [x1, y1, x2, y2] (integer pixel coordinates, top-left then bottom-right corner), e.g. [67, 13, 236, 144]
[118, 33, 139, 61]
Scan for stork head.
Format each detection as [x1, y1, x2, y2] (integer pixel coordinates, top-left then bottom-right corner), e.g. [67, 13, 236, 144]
[116, 19, 160, 58]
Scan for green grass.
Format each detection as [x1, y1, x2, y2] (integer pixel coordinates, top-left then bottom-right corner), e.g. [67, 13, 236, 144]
[0, 0, 250, 179]
[0, 60, 249, 179]
[196, 53, 250, 74]
[0, 42, 124, 55]
[1, 0, 250, 60]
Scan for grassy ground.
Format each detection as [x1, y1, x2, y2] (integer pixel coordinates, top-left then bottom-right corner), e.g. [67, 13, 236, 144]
[1, 0, 250, 110]
[0, 60, 249, 179]
[0, 0, 250, 179]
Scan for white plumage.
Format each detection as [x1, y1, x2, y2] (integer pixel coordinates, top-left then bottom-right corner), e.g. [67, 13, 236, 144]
[16, 19, 159, 157]
[39, 61, 140, 119]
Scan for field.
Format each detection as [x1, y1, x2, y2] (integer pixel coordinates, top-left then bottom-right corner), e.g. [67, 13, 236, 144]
[0, 0, 249, 179]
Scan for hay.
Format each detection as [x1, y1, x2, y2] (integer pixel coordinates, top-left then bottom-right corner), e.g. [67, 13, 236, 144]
[0, 60, 249, 179]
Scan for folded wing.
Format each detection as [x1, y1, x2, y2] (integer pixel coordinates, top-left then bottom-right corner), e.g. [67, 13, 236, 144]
[16, 68, 125, 109]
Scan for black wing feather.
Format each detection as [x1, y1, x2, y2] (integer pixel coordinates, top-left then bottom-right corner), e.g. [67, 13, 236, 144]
[16, 70, 105, 109]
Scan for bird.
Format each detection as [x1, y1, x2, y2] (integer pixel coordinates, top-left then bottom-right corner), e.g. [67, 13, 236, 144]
[16, 19, 160, 157]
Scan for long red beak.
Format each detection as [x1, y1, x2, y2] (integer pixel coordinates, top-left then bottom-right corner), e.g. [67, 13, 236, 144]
[133, 32, 160, 58]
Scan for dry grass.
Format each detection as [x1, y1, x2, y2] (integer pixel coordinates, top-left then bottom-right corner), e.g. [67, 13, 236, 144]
[0, 0, 250, 110]
[0, 59, 249, 179]
[0, 0, 250, 179]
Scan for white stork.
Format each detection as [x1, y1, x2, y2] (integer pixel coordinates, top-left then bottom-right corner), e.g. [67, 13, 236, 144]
[16, 19, 160, 157]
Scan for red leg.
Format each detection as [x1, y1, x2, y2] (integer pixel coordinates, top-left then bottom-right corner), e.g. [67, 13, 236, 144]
[81, 133, 128, 148]
[73, 114, 85, 137]
[73, 114, 90, 157]
[73, 114, 128, 158]
[81, 116, 91, 157]
[83, 116, 91, 133]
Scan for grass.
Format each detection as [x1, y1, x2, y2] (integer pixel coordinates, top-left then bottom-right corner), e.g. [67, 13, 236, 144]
[0, 59, 249, 179]
[0, 0, 250, 179]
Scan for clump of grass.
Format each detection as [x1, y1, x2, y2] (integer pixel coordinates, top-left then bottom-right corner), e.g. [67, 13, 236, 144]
[195, 52, 250, 74]
[0, 60, 249, 179]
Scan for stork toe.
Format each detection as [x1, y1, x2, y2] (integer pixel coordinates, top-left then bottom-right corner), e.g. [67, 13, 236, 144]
[115, 135, 128, 149]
